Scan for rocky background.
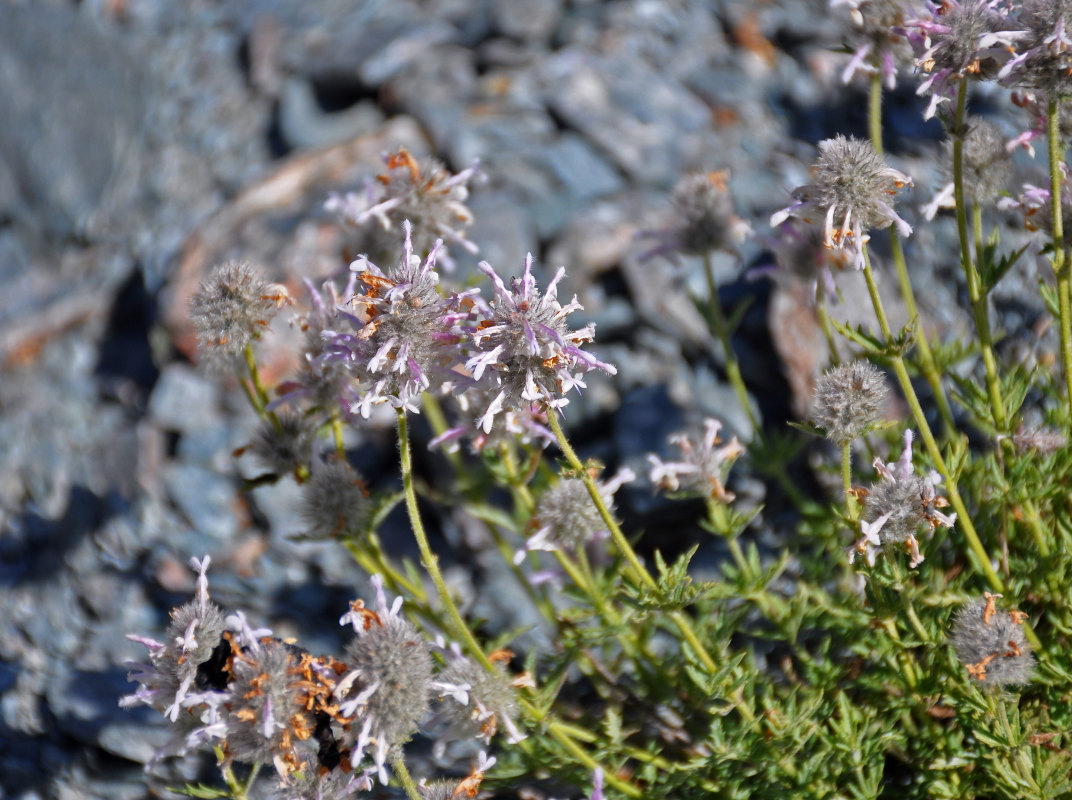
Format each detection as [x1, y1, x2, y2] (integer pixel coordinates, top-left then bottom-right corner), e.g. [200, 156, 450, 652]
[0, 0, 1053, 798]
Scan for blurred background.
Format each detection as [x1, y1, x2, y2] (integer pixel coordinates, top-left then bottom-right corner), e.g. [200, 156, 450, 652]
[0, 0, 1032, 797]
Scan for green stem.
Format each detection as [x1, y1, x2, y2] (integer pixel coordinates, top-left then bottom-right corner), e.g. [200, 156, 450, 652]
[396, 408, 495, 672]
[546, 411, 723, 677]
[1048, 96, 1072, 407]
[547, 724, 642, 798]
[841, 440, 856, 521]
[243, 342, 278, 428]
[951, 84, 1006, 431]
[860, 251, 1005, 594]
[331, 412, 346, 458]
[870, 72, 955, 436]
[703, 251, 758, 432]
[389, 751, 423, 800]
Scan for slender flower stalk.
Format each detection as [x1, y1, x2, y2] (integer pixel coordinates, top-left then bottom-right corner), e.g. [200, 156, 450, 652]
[703, 251, 758, 431]
[1048, 96, 1072, 406]
[951, 81, 1007, 430]
[868, 72, 955, 435]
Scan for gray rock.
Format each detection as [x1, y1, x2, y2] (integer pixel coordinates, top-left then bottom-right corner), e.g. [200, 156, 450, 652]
[278, 78, 386, 151]
[491, 0, 561, 42]
[0, 4, 147, 239]
[163, 464, 238, 541]
[148, 365, 221, 435]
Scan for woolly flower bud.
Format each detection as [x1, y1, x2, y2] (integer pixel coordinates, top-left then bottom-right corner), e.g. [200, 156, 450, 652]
[250, 412, 314, 477]
[122, 556, 228, 725]
[923, 118, 1014, 219]
[515, 469, 634, 564]
[325, 148, 480, 271]
[848, 430, 956, 568]
[951, 593, 1034, 686]
[1011, 425, 1068, 455]
[300, 460, 372, 540]
[647, 418, 744, 502]
[639, 171, 751, 259]
[999, 0, 1072, 97]
[337, 576, 433, 785]
[903, 0, 1025, 119]
[432, 649, 526, 752]
[190, 261, 288, 370]
[810, 360, 889, 445]
[418, 753, 496, 800]
[466, 255, 616, 433]
[771, 136, 912, 270]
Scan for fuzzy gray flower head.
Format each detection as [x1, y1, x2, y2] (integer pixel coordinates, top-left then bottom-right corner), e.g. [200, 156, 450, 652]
[515, 468, 634, 565]
[951, 593, 1034, 686]
[122, 556, 228, 725]
[999, 0, 1072, 97]
[466, 255, 616, 433]
[771, 136, 913, 270]
[848, 430, 957, 568]
[923, 117, 1014, 219]
[337, 576, 433, 786]
[811, 360, 890, 445]
[189, 261, 290, 370]
[300, 459, 372, 540]
[904, 0, 1025, 119]
[833, 0, 914, 88]
[250, 412, 314, 477]
[325, 148, 480, 271]
[431, 645, 527, 754]
[640, 171, 751, 259]
[647, 418, 744, 502]
[321, 221, 472, 418]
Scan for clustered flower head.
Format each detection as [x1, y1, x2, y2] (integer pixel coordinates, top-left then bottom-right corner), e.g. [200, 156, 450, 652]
[647, 418, 744, 503]
[832, 0, 914, 88]
[250, 412, 315, 478]
[431, 644, 528, 755]
[640, 171, 751, 260]
[321, 221, 473, 417]
[465, 254, 617, 433]
[326, 148, 481, 271]
[922, 117, 1014, 219]
[124, 562, 522, 799]
[417, 752, 497, 800]
[338, 575, 434, 784]
[848, 430, 957, 568]
[999, 0, 1072, 98]
[951, 592, 1034, 686]
[999, 163, 1072, 234]
[810, 360, 890, 445]
[189, 261, 290, 370]
[771, 136, 913, 270]
[902, 0, 1025, 119]
[515, 468, 635, 565]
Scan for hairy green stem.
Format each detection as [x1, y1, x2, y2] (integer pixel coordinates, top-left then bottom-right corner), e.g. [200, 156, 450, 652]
[870, 72, 955, 436]
[397, 408, 495, 672]
[952, 83, 1006, 431]
[702, 251, 758, 432]
[1048, 96, 1072, 407]
[389, 752, 424, 800]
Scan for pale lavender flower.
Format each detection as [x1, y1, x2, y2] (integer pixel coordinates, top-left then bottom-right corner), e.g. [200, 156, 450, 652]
[270, 274, 358, 415]
[430, 643, 526, 755]
[647, 418, 744, 502]
[321, 222, 473, 418]
[771, 136, 913, 270]
[325, 148, 481, 271]
[336, 576, 433, 786]
[639, 171, 751, 260]
[121, 556, 228, 724]
[847, 430, 956, 568]
[833, 0, 914, 88]
[952, 593, 1034, 686]
[515, 468, 635, 565]
[428, 387, 553, 454]
[417, 752, 497, 800]
[999, 164, 1072, 234]
[999, 0, 1072, 97]
[466, 255, 616, 433]
[902, 0, 1025, 120]
[922, 117, 1013, 219]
